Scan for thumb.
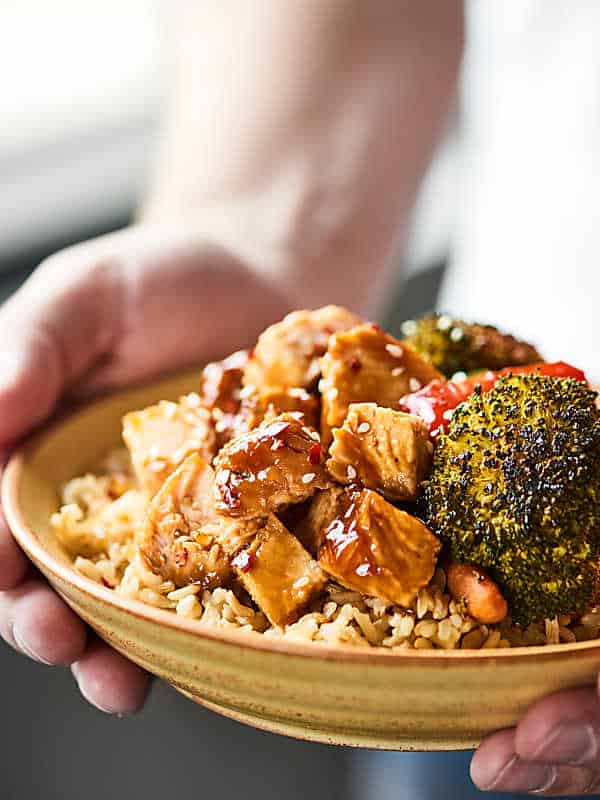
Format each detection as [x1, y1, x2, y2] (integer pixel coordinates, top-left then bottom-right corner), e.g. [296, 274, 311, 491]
[0, 241, 124, 444]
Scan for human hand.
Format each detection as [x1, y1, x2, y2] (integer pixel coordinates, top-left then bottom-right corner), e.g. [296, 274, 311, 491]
[0, 218, 291, 713]
[471, 685, 600, 795]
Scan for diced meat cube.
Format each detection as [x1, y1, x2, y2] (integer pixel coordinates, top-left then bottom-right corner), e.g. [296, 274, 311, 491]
[123, 395, 216, 497]
[237, 386, 320, 433]
[140, 454, 258, 588]
[320, 324, 442, 444]
[326, 403, 433, 500]
[293, 487, 346, 555]
[199, 350, 249, 449]
[243, 305, 362, 391]
[213, 413, 330, 519]
[199, 350, 249, 412]
[318, 489, 440, 607]
[232, 515, 326, 626]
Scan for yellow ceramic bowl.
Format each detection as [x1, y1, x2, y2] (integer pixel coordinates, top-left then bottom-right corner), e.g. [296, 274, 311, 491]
[3, 371, 600, 751]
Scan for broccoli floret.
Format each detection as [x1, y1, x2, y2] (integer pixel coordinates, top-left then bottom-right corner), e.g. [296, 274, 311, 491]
[425, 374, 600, 625]
[401, 313, 541, 378]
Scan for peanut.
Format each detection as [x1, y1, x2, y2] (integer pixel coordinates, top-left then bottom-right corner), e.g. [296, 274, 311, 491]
[446, 563, 508, 624]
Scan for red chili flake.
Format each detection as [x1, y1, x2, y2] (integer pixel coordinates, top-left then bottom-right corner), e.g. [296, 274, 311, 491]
[247, 348, 255, 360]
[323, 326, 335, 335]
[369, 322, 382, 332]
[308, 442, 322, 465]
[101, 577, 115, 589]
[232, 549, 255, 573]
[221, 485, 241, 509]
[348, 357, 362, 372]
[174, 547, 189, 568]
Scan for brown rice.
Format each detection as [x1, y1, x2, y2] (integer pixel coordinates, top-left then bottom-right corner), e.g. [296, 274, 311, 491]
[50, 450, 600, 650]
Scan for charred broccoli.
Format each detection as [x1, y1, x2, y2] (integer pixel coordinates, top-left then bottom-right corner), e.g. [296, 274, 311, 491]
[425, 374, 600, 625]
[401, 313, 541, 378]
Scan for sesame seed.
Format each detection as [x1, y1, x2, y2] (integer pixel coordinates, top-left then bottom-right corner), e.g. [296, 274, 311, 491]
[271, 439, 284, 451]
[239, 385, 256, 399]
[401, 320, 417, 336]
[357, 422, 371, 434]
[302, 472, 316, 484]
[288, 387, 310, 399]
[184, 393, 202, 407]
[437, 314, 453, 331]
[442, 409, 454, 421]
[329, 387, 339, 399]
[385, 343, 404, 359]
[257, 469, 269, 481]
[450, 326, 465, 342]
[347, 465, 357, 480]
[308, 430, 321, 442]
[409, 378, 422, 391]
[216, 469, 231, 484]
[293, 576, 310, 589]
[451, 371, 468, 382]
[391, 366, 405, 377]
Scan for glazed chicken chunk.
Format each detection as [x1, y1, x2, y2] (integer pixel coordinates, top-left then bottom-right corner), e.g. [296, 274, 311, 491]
[232, 515, 326, 626]
[199, 350, 249, 447]
[294, 487, 346, 556]
[236, 386, 320, 434]
[317, 488, 440, 607]
[326, 404, 433, 501]
[320, 324, 442, 443]
[140, 453, 258, 588]
[242, 305, 362, 391]
[213, 413, 330, 519]
[123, 395, 216, 497]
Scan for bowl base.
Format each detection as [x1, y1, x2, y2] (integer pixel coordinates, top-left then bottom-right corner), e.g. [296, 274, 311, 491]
[174, 687, 477, 751]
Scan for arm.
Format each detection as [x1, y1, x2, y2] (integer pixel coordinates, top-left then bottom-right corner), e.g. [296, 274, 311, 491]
[145, 0, 463, 313]
[0, 1, 462, 713]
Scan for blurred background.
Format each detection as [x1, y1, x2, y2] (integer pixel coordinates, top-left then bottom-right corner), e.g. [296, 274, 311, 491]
[0, 2, 455, 799]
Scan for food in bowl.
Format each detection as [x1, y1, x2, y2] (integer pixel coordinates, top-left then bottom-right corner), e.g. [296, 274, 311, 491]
[50, 307, 600, 651]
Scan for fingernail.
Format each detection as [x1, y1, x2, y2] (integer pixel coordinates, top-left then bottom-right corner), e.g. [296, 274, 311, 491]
[480, 756, 557, 794]
[532, 723, 598, 765]
[72, 671, 119, 715]
[13, 625, 54, 666]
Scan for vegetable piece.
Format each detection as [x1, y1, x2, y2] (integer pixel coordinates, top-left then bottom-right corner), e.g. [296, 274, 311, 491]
[402, 313, 541, 377]
[425, 375, 600, 625]
[122, 394, 216, 497]
[400, 361, 588, 438]
[140, 454, 258, 589]
[317, 488, 440, 606]
[445, 563, 508, 624]
[326, 403, 432, 501]
[213, 412, 330, 518]
[242, 305, 362, 391]
[232, 515, 326, 626]
[319, 324, 443, 444]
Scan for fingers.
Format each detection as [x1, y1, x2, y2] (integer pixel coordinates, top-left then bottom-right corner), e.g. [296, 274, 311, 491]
[0, 578, 87, 664]
[0, 507, 28, 590]
[0, 240, 124, 444]
[471, 689, 600, 795]
[71, 640, 152, 714]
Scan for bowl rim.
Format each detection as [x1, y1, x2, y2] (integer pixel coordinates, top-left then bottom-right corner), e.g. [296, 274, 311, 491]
[3, 394, 600, 666]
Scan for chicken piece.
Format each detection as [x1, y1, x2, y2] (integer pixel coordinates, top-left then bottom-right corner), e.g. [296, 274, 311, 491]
[237, 386, 320, 433]
[320, 324, 443, 444]
[214, 413, 330, 518]
[326, 403, 433, 500]
[123, 395, 216, 497]
[243, 305, 362, 391]
[199, 350, 249, 448]
[231, 515, 326, 626]
[318, 488, 440, 606]
[293, 487, 346, 555]
[140, 454, 258, 588]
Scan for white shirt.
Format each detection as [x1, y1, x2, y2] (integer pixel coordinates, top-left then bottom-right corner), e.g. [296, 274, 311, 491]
[440, 1, 600, 376]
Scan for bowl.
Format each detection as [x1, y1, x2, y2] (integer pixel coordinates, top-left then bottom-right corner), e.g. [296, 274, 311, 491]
[3, 370, 600, 751]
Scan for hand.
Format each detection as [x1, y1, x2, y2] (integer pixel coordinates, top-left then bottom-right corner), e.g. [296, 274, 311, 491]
[471, 684, 600, 795]
[0, 218, 291, 713]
